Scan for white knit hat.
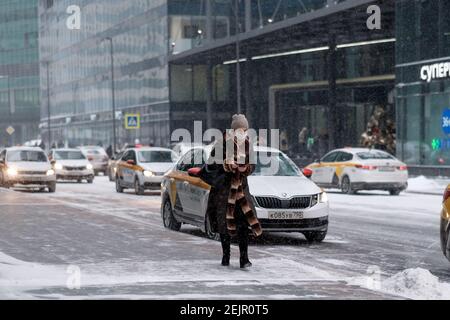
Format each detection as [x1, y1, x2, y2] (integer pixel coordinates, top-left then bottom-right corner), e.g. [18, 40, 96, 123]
[231, 114, 249, 130]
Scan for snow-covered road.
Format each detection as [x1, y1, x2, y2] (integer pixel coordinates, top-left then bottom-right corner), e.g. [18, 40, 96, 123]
[0, 177, 449, 299]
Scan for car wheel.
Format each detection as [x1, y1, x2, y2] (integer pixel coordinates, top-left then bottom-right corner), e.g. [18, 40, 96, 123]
[446, 233, 450, 262]
[389, 189, 401, 196]
[115, 176, 124, 193]
[162, 197, 181, 231]
[134, 178, 145, 195]
[48, 182, 56, 193]
[87, 177, 94, 184]
[77, 179, 82, 183]
[341, 176, 354, 194]
[304, 230, 327, 243]
[205, 214, 220, 241]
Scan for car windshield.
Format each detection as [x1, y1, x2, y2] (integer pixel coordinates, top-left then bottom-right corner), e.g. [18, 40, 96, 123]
[138, 151, 176, 163]
[54, 151, 85, 160]
[253, 152, 301, 176]
[357, 151, 394, 160]
[7, 150, 48, 162]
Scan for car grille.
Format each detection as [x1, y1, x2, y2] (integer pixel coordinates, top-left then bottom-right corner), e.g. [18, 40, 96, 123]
[255, 196, 313, 209]
[17, 171, 47, 175]
[64, 166, 86, 171]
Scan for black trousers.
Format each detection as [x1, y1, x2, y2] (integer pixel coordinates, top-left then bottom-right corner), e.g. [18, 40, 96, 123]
[220, 207, 249, 259]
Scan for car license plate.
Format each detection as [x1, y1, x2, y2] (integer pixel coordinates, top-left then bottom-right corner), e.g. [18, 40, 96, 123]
[378, 166, 395, 172]
[268, 211, 303, 220]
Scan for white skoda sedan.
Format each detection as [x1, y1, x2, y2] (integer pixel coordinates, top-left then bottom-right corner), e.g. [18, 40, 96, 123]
[306, 148, 408, 195]
[161, 146, 329, 242]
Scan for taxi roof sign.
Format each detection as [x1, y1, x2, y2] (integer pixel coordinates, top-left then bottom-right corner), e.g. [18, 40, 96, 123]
[125, 114, 140, 130]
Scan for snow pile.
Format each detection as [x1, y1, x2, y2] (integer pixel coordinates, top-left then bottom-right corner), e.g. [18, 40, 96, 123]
[382, 268, 450, 300]
[0, 252, 67, 298]
[407, 176, 446, 194]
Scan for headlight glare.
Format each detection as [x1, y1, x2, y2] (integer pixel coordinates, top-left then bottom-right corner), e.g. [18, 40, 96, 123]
[7, 167, 17, 177]
[54, 163, 63, 170]
[86, 163, 93, 170]
[144, 170, 154, 177]
[319, 192, 328, 203]
[47, 169, 55, 176]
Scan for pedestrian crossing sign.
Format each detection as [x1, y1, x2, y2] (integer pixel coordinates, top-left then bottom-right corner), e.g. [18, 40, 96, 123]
[125, 114, 140, 129]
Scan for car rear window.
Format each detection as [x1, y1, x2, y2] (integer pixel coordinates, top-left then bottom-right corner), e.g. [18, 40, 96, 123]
[357, 151, 394, 160]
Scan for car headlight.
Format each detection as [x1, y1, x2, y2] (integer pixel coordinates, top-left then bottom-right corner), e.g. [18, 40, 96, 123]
[54, 163, 63, 170]
[319, 192, 328, 203]
[143, 170, 154, 177]
[86, 163, 93, 170]
[47, 169, 55, 176]
[6, 167, 17, 177]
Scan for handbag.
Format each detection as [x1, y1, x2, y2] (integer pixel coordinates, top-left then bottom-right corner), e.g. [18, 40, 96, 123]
[199, 163, 227, 188]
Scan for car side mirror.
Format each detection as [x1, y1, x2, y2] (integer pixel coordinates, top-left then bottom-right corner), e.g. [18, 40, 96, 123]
[50, 160, 56, 165]
[188, 167, 202, 177]
[302, 168, 313, 179]
[0, 160, 4, 165]
[127, 159, 135, 165]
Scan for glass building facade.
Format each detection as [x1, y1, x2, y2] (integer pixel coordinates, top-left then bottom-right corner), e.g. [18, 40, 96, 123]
[396, 0, 450, 168]
[168, 0, 396, 163]
[37, 0, 450, 173]
[39, 0, 170, 148]
[0, 0, 40, 147]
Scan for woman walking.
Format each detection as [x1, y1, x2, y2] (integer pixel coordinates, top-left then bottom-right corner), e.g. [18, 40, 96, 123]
[200, 114, 262, 268]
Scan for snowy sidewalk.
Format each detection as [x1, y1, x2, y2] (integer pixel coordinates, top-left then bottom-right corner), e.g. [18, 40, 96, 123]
[407, 176, 449, 196]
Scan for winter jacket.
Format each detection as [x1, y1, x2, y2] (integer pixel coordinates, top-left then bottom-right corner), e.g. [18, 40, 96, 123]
[200, 136, 256, 235]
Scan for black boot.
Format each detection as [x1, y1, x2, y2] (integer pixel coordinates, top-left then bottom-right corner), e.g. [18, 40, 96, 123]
[239, 233, 252, 269]
[220, 233, 230, 266]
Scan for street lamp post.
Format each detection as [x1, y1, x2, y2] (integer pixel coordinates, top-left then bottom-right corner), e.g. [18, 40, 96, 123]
[0, 75, 12, 146]
[44, 61, 51, 150]
[235, 0, 242, 114]
[104, 37, 117, 155]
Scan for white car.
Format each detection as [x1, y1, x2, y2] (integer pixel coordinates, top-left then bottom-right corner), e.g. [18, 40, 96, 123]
[172, 142, 204, 157]
[49, 148, 95, 183]
[115, 147, 178, 195]
[306, 148, 408, 195]
[0, 147, 56, 192]
[160, 146, 329, 242]
[78, 146, 109, 176]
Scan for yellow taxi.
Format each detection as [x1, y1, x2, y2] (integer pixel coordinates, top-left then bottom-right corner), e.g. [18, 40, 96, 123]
[441, 185, 450, 262]
[115, 147, 178, 195]
[306, 148, 408, 195]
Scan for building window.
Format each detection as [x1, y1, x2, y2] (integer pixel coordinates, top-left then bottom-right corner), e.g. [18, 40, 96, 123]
[46, 0, 53, 9]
